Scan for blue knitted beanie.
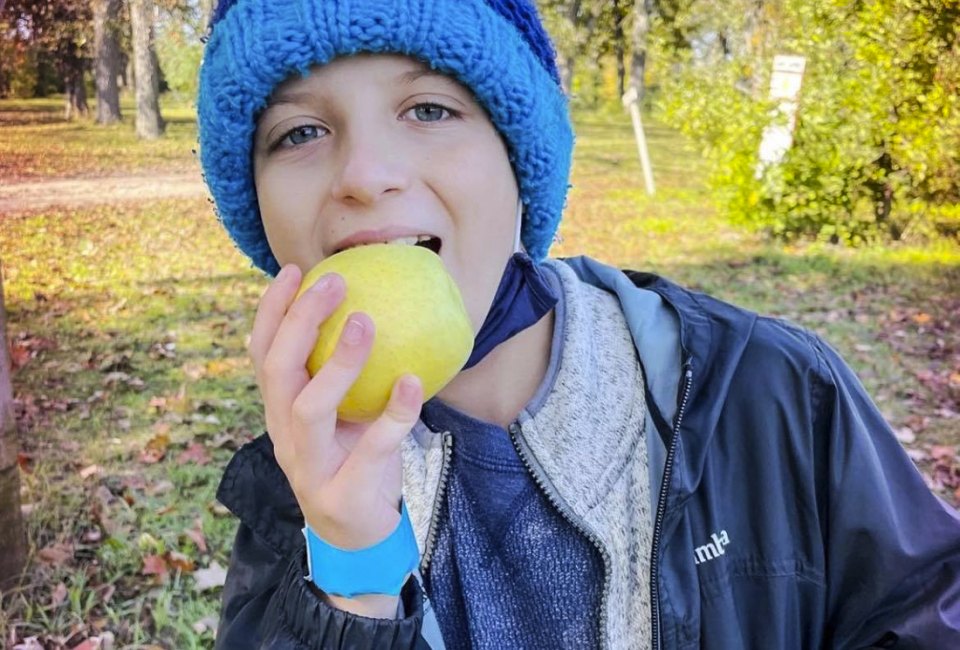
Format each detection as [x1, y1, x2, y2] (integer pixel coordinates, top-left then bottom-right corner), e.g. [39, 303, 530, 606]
[198, 0, 574, 276]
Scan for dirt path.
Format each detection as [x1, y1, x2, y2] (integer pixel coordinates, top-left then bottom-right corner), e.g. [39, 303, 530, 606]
[0, 173, 207, 214]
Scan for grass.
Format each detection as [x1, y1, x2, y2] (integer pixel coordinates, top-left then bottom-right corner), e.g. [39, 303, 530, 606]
[1, 197, 262, 646]
[0, 95, 200, 182]
[1, 96, 958, 646]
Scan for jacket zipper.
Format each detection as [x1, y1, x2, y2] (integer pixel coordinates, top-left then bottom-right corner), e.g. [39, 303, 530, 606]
[420, 431, 454, 574]
[650, 363, 693, 650]
[507, 421, 614, 650]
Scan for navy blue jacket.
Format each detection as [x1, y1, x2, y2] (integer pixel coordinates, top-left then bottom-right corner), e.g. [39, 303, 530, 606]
[214, 263, 960, 648]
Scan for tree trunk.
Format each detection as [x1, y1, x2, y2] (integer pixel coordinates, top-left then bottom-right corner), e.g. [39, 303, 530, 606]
[558, 52, 576, 97]
[130, 0, 165, 139]
[63, 64, 89, 120]
[630, 0, 652, 102]
[613, 0, 627, 99]
[94, 0, 123, 124]
[553, 0, 583, 97]
[0, 261, 27, 589]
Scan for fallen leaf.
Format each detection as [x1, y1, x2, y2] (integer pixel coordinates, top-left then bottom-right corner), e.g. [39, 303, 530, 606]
[177, 442, 210, 466]
[142, 554, 169, 581]
[192, 615, 219, 634]
[167, 550, 196, 573]
[51, 582, 68, 607]
[182, 362, 205, 381]
[148, 395, 168, 412]
[139, 432, 170, 464]
[17, 452, 34, 474]
[97, 583, 116, 604]
[147, 479, 175, 496]
[72, 634, 115, 650]
[930, 445, 957, 462]
[912, 312, 932, 325]
[148, 340, 177, 360]
[79, 464, 102, 479]
[210, 432, 239, 449]
[894, 427, 916, 445]
[9, 340, 31, 370]
[98, 352, 133, 373]
[183, 518, 208, 553]
[37, 542, 74, 567]
[192, 561, 228, 591]
[12, 638, 44, 650]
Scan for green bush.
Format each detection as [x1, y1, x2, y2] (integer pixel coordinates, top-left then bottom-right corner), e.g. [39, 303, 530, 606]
[655, 0, 960, 244]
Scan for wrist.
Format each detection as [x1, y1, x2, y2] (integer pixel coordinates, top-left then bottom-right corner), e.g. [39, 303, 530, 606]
[302, 501, 420, 598]
[322, 591, 401, 619]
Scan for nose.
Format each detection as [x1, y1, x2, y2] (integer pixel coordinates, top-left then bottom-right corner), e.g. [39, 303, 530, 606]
[330, 130, 409, 205]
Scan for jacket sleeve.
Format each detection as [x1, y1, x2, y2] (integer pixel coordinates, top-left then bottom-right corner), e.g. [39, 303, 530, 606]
[811, 337, 960, 649]
[214, 434, 431, 649]
[215, 522, 429, 649]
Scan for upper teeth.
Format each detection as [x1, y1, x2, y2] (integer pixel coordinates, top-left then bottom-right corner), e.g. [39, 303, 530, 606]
[388, 235, 433, 246]
[350, 235, 432, 247]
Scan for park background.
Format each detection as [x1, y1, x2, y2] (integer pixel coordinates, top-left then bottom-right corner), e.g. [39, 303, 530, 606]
[0, 0, 958, 647]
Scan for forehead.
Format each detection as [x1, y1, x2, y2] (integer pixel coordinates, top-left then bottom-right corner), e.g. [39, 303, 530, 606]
[266, 54, 468, 103]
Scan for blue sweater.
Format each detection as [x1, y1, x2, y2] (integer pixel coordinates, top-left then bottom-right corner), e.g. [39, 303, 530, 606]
[420, 271, 604, 649]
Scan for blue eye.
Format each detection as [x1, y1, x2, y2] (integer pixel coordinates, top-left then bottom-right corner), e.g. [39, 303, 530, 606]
[280, 125, 324, 147]
[411, 104, 450, 122]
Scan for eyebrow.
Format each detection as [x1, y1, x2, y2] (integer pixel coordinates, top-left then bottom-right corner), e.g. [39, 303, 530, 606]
[264, 90, 318, 110]
[398, 66, 459, 87]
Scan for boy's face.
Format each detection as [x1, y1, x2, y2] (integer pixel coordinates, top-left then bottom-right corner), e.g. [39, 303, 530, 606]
[253, 54, 520, 332]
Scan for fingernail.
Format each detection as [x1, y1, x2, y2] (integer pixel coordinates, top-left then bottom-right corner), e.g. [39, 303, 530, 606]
[277, 265, 293, 282]
[307, 274, 335, 294]
[342, 316, 365, 345]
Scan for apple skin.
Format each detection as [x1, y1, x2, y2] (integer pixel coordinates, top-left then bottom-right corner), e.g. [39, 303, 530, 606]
[296, 244, 474, 422]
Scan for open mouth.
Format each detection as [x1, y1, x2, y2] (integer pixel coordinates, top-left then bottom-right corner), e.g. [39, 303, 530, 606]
[337, 235, 442, 256]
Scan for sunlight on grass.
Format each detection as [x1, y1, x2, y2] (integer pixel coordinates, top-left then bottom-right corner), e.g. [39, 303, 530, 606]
[0, 95, 198, 181]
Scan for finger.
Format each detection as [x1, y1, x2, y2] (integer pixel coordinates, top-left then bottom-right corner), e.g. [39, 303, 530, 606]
[248, 264, 301, 374]
[260, 271, 345, 404]
[333, 374, 422, 492]
[290, 311, 377, 449]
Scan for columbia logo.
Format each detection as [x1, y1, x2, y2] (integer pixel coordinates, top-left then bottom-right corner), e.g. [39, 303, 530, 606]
[694, 530, 731, 565]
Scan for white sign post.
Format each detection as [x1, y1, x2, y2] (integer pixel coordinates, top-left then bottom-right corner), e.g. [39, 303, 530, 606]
[622, 86, 656, 196]
[756, 55, 806, 177]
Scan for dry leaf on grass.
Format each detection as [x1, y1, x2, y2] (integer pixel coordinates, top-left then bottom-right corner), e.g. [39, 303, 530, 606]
[192, 561, 228, 592]
[50, 582, 67, 607]
[141, 554, 169, 581]
[192, 615, 219, 634]
[183, 518, 208, 553]
[139, 432, 170, 464]
[37, 542, 74, 567]
[177, 441, 211, 465]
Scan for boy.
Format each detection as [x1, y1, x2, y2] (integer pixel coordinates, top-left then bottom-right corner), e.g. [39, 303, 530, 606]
[197, 0, 960, 647]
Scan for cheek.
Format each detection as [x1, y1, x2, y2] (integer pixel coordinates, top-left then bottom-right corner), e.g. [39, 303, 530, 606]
[437, 142, 519, 332]
[255, 165, 321, 267]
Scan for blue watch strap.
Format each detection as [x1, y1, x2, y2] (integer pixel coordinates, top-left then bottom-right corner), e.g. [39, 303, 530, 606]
[302, 501, 420, 598]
